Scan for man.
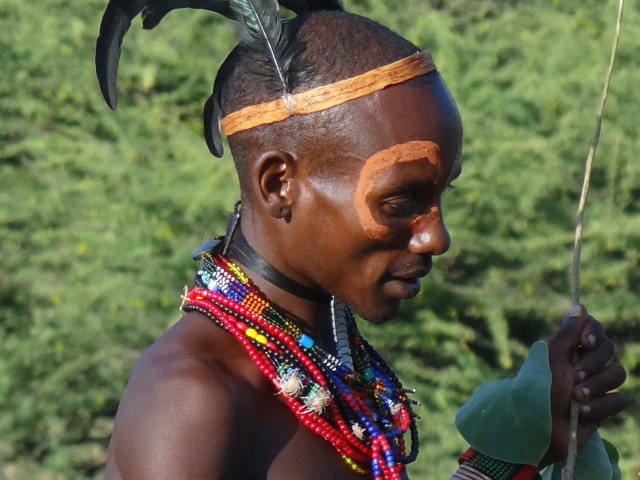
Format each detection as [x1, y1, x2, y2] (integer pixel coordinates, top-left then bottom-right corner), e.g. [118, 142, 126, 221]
[97, 3, 626, 479]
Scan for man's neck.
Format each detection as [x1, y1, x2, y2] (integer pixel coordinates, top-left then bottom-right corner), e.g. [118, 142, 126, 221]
[233, 261, 336, 353]
[229, 213, 339, 351]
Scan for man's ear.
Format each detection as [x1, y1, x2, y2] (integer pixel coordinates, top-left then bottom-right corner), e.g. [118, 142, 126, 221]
[252, 150, 298, 218]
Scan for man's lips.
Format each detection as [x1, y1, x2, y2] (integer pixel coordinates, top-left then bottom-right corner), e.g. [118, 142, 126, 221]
[383, 258, 433, 299]
[390, 266, 431, 281]
[386, 258, 433, 281]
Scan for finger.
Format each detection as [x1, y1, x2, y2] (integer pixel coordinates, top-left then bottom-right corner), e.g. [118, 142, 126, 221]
[578, 315, 605, 352]
[574, 364, 627, 402]
[578, 392, 626, 422]
[549, 304, 589, 352]
[574, 337, 616, 378]
[575, 419, 599, 449]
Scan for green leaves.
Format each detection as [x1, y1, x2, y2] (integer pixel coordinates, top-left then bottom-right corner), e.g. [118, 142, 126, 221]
[455, 341, 552, 465]
[541, 434, 620, 480]
[455, 344, 623, 478]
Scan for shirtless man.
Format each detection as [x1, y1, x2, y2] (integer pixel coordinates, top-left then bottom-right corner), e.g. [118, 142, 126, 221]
[97, 3, 626, 479]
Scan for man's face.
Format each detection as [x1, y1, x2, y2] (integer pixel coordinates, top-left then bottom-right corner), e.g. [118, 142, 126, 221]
[287, 75, 462, 322]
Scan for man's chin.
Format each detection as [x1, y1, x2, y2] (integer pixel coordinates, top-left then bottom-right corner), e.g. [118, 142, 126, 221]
[348, 298, 402, 325]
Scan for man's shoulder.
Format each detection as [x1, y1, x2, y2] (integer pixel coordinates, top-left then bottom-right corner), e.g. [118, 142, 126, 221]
[106, 311, 264, 479]
[125, 309, 273, 419]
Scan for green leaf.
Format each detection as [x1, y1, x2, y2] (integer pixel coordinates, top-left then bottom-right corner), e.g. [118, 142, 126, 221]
[541, 433, 615, 480]
[455, 341, 552, 465]
[602, 437, 621, 480]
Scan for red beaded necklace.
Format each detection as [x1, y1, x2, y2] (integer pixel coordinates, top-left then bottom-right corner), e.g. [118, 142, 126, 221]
[182, 251, 419, 479]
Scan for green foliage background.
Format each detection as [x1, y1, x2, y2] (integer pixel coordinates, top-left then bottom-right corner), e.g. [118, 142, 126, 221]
[1, 0, 638, 478]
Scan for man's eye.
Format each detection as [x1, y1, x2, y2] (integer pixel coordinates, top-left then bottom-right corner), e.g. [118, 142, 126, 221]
[380, 197, 420, 218]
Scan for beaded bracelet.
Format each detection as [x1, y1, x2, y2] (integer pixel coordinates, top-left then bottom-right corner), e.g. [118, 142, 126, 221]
[457, 448, 541, 480]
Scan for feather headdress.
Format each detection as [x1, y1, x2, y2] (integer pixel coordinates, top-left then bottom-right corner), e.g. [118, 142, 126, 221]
[95, 0, 344, 156]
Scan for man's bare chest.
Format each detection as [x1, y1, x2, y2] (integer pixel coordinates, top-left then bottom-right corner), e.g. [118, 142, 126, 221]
[242, 394, 384, 480]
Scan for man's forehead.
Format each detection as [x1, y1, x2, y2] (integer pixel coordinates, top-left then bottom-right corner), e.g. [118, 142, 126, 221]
[332, 76, 462, 164]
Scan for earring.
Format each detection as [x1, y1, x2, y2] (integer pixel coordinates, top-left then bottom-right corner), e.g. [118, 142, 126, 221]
[222, 200, 242, 256]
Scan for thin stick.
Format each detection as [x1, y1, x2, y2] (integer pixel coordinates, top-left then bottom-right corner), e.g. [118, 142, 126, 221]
[563, 1, 624, 479]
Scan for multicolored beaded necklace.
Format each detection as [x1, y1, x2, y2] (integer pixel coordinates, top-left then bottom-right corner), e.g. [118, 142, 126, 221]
[181, 249, 419, 479]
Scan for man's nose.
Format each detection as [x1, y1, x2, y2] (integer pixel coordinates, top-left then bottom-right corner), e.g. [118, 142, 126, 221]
[407, 206, 451, 256]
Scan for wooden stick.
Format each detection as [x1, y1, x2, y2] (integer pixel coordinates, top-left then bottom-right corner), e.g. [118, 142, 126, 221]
[562, 1, 624, 478]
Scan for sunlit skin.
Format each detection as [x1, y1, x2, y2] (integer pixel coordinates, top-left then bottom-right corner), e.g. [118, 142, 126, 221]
[104, 72, 626, 479]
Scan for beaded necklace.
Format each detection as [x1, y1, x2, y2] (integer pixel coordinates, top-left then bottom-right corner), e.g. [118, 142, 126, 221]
[182, 251, 419, 479]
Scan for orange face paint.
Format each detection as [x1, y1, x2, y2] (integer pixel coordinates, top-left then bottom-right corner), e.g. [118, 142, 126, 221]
[353, 140, 443, 242]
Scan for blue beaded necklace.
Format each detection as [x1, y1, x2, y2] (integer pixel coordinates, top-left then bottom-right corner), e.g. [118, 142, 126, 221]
[182, 248, 420, 479]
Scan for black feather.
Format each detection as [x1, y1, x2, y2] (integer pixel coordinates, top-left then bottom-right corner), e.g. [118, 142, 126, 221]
[142, 0, 235, 30]
[203, 94, 221, 156]
[204, 47, 243, 157]
[279, 0, 344, 14]
[95, 0, 147, 110]
[96, 0, 345, 155]
[95, 0, 238, 109]
[228, 0, 291, 93]
[142, 0, 343, 29]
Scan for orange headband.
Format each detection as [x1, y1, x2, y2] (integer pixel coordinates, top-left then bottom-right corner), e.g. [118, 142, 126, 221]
[220, 51, 437, 137]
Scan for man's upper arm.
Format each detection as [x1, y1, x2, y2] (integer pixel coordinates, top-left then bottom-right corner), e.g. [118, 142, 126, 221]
[106, 358, 253, 480]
